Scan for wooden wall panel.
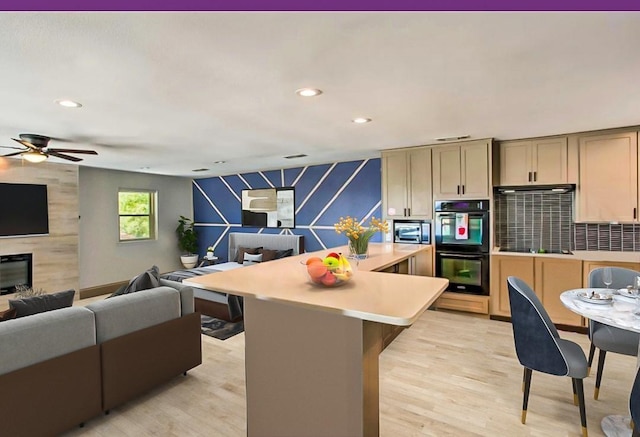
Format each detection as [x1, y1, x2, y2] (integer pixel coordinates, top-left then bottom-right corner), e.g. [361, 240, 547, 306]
[0, 159, 79, 308]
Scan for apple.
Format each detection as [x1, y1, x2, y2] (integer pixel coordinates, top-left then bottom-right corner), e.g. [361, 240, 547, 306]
[323, 257, 340, 269]
[321, 271, 337, 286]
[326, 252, 340, 259]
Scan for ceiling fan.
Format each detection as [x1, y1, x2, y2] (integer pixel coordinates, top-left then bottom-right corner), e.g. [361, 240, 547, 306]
[1, 133, 98, 163]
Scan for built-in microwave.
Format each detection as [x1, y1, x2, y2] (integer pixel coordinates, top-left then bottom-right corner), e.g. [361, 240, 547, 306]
[393, 220, 431, 244]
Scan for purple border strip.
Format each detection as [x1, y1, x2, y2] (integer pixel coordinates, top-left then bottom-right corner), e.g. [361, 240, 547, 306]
[1, 0, 639, 11]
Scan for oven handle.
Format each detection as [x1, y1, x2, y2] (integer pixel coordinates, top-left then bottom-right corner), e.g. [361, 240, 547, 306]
[439, 253, 484, 259]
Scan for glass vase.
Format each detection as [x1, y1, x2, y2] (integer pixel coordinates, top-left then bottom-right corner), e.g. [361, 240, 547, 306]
[348, 238, 369, 260]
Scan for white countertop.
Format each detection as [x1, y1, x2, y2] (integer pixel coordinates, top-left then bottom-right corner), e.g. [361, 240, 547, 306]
[492, 250, 640, 263]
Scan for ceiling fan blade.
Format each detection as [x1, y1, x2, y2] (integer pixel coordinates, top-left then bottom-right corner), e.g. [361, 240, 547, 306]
[47, 151, 83, 162]
[11, 138, 38, 150]
[2, 151, 24, 157]
[46, 148, 98, 155]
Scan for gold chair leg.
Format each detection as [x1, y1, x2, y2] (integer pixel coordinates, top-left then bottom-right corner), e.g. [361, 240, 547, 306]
[582, 425, 588, 437]
[594, 387, 600, 400]
[521, 409, 527, 424]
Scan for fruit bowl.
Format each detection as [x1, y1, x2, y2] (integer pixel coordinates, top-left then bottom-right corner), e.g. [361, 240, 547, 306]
[303, 252, 355, 288]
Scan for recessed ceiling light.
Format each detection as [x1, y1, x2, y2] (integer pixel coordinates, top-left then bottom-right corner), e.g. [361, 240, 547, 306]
[213, 161, 225, 164]
[295, 88, 323, 97]
[140, 166, 151, 170]
[352, 118, 372, 124]
[55, 99, 82, 108]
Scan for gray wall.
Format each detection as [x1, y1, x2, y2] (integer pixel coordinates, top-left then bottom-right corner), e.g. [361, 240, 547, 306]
[78, 167, 192, 288]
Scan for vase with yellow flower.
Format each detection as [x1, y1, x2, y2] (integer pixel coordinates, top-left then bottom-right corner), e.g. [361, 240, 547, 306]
[334, 216, 389, 260]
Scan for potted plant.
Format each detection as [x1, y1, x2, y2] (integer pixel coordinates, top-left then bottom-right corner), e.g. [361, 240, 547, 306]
[176, 215, 199, 268]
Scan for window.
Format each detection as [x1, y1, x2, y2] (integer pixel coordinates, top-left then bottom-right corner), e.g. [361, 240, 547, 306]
[118, 189, 157, 241]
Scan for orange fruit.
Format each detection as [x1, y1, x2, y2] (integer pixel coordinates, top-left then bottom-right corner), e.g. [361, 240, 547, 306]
[307, 263, 328, 280]
[305, 256, 323, 265]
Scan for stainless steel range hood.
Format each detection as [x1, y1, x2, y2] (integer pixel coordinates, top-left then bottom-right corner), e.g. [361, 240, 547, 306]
[495, 184, 575, 194]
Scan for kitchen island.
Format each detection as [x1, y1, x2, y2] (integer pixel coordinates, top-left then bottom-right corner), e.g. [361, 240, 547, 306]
[186, 242, 448, 437]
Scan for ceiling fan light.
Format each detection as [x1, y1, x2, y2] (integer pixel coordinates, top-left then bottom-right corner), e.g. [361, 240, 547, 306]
[22, 151, 47, 163]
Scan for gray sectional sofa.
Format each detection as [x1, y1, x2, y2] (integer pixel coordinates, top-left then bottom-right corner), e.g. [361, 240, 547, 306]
[0, 285, 202, 436]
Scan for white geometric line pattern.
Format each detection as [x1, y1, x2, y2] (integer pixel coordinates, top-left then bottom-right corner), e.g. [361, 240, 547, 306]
[193, 180, 229, 225]
[192, 158, 382, 260]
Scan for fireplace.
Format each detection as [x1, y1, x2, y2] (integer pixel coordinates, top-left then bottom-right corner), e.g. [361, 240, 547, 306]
[0, 253, 33, 295]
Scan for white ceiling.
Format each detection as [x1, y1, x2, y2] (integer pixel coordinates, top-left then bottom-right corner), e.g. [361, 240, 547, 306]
[0, 12, 639, 177]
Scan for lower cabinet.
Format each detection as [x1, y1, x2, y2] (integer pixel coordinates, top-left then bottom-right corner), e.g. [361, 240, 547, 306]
[582, 261, 640, 286]
[434, 292, 489, 314]
[490, 255, 584, 327]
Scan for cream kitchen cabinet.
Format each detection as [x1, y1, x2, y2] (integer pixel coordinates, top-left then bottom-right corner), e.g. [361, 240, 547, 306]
[490, 255, 583, 327]
[577, 131, 638, 222]
[499, 137, 568, 186]
[432, 139, 490, 200]
[381, 147, 432, 219]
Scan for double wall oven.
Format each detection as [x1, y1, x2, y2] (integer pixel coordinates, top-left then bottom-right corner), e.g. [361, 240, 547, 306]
[434, 200, 490, 296]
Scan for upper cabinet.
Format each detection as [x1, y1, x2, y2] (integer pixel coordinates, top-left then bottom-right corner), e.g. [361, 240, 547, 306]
[432, 139, 490, 199]
[499, 137, 568, 185]
[381, 147, 432, 219]
[577, 131, 638, 222]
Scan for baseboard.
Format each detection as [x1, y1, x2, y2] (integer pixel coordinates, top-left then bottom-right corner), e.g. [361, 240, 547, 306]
[79, 281, 128, 299]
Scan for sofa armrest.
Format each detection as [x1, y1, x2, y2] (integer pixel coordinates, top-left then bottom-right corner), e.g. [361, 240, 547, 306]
[159, 278, 195, 315]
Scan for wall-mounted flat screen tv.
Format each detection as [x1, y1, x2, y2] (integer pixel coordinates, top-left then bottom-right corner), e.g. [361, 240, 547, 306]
[0, 183, 49, 237]
[241, 187, 295, 229]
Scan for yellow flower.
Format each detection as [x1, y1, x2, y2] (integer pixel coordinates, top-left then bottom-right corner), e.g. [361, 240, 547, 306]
[333, 216, 388, 255]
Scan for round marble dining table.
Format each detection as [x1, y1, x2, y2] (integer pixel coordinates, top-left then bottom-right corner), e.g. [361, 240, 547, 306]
[560, 288, 640, 437]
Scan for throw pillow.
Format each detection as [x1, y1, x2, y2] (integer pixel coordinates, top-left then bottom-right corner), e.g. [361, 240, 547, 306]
[109, 265, 160, 298]
[260, 248, 294, 262]
[243, 252, 263, 263]
[8, 289, 75, 318]
[236, 247, 262, 264]
[259, 248, 278, 262]
[0, 307, 17, 322]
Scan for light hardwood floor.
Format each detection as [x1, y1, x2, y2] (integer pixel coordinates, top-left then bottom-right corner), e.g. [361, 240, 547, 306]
[64, 309, 636, 437]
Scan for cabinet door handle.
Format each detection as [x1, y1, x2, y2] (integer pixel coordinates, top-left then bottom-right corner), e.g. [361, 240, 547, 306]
[634, 208, 637, 220]
[407, 208, 411, 216]
[533, 171, 537, 182]
[462, 185, 465, 195]
[457, 185, 460, 195]
[528, 171, 532, 182]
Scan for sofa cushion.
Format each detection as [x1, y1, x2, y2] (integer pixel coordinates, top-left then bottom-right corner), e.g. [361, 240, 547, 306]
[0, 307, 17, 322]
[110, 265, 160, 298]
[236, 246, 262, 264]
[0, 306, 96, 376]
[87, 286, 181, 343]
[8, 289, 75, 318]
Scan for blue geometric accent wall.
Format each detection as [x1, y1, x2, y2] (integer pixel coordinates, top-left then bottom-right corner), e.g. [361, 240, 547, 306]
[192, 158, 382, 262]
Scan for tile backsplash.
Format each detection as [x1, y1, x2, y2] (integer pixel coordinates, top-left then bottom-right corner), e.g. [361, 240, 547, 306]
[494, 191, 573, 253]
[573, 223, 640, 251]
[495, 191, 640, 252]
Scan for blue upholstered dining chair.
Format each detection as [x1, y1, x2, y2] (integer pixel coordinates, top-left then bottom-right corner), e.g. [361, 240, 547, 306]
[507, 276, 589, 437]
[588, 267, 640, 400]
[631, 365, 640, 437]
